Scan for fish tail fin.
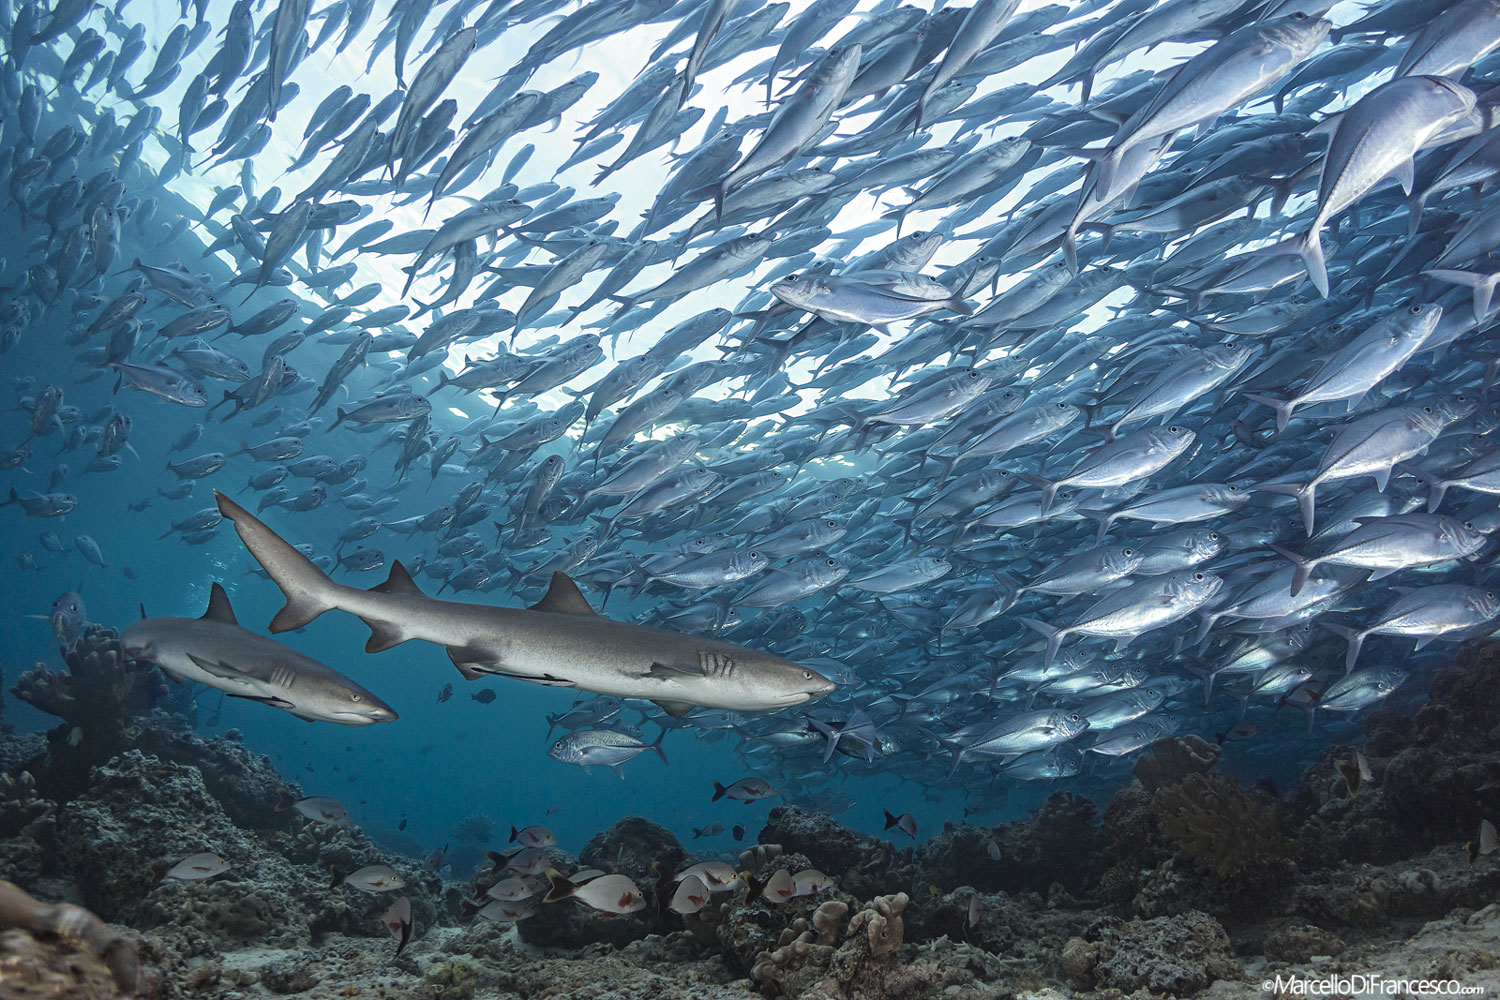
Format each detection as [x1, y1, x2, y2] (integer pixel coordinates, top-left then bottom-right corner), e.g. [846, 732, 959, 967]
[1257, 481, 1316, 536]
[274, 789, 297, 812]
[213, 490, 339, 631]
[882, 808, 898, 830]
[543, 867, 576, 903]
[329, 868, 346, 889]
[650, 726, 668, 766]
[1429, 478, 1450, 512]
[1062, 226, 1080, 274]
[1020, 616, 1063, 670]
[711, 780, 727, 802]
[1244, 393, 1294, 433]
[743, 871, 767, 905]
[1423, 268, 1500, 325]
[1078, 508, 1115, 543]
[509, 825, 520, 843]
[1319, 622, 1366, 674]
[1267, 541, 1316, 597]
[1018, 473, 1056, 515]
[1296, 228, 1329, 297]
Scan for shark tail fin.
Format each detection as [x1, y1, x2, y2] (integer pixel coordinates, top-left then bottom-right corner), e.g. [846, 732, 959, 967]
[213, 490, 338, 632]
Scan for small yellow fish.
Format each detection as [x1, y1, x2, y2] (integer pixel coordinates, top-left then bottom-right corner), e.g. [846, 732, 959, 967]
[929, 884, 941, 897]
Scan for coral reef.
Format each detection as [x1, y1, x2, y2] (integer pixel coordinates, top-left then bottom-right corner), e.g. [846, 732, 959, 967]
[0, 770, 53, 840]
[917, 793, 1108, 897]
[1132, 735, 1222, 792]
[760, 807, 913, 899]
[579, 814, 685, 885]
[1152, 772, 1289, 881]
[5, 630, 1500, 1000]
[9, 625, 164, 796]
[1062, 910, 1243, 996]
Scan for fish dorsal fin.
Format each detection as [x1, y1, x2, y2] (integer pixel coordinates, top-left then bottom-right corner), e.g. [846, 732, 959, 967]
[201, 583, 238, 625]
[529, 572, 598, 616]
[371, 561, 423, 596]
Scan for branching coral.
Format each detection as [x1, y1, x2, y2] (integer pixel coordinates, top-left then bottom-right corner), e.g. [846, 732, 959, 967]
[0, 771, 54, 839]
[290, 821, 342, 864]
[739, 843, 783, 874]
[846, 892, 906, 959]
[1152, 772, 1287, 879]
[749, 899, 849, 988]
[1134, 735, 1222, 792]
[10, 625, 162, 779]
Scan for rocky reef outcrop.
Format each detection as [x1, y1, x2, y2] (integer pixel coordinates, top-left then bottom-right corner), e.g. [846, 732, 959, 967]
[5, 631, 1500, 999]
[9, 625, 164, 796]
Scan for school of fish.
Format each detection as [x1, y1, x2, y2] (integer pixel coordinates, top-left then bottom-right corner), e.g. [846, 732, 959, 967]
[4, 0, 1500, 822]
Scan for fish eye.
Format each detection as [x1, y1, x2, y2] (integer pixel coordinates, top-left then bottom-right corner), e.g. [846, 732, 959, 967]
[1409, 305, 1421, 314]
[1056, 402, 1067, 409]
[1464, 521, 1475, 530]
[1292, 10, 1307, 16]
[1228, 485, 1239, 491]
[826, 558, 837, 567]
[1193, 572, 1205, 580]
[70, 603, 77, 611]
[1424, 406, 1434, 413]
[1168, 425, 1180, 433]
[1122, 548, 1132, 557]
[801, 670, 814, 680]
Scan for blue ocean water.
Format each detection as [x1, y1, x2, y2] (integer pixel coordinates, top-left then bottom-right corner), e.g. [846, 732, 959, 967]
[0, 0, 1453, 880]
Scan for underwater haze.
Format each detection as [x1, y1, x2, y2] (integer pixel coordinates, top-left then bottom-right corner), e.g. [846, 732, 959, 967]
[6, 0, 1500, 996]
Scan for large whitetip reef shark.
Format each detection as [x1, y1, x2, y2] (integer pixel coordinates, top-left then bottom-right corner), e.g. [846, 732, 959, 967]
[121, 582, 397, 726]
[213, 490, 837, 716]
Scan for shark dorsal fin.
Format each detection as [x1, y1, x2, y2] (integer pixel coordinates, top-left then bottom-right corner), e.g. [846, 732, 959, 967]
[371, 561, 424, 596]
[201, 583, 238, 625]
[529, 572, 598, 616]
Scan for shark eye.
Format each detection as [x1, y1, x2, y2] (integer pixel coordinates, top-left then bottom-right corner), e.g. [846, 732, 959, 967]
[351, 693, 361, 702]
[802, 671, 814, 680]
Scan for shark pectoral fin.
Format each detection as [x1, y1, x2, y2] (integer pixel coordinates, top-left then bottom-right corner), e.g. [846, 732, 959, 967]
[647, 660, 703, 678]
[653, 699, 695, 718]
[186, 652, 246, 680]
[157, 665, 184, 684]
[528, 572, 600, 615]
[227, 693, 296, 710]
[446, 645, 494, 681]
[362, 618, 405, 653]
